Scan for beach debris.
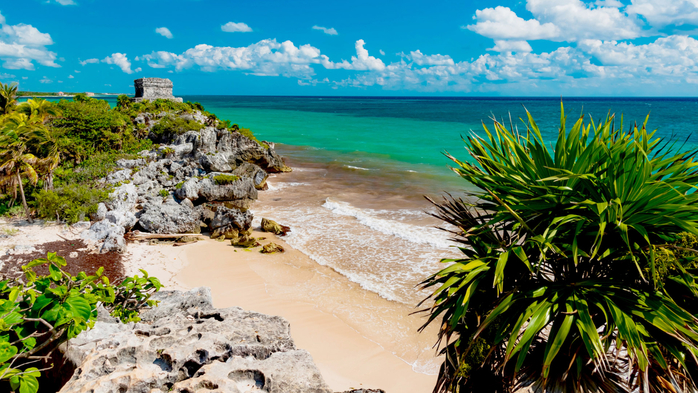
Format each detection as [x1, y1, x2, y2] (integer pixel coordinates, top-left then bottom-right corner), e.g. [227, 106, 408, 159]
[261, 242, 285, 254]
[261, 218, 291, 236]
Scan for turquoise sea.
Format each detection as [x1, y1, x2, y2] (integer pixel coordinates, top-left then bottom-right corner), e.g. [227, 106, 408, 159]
[185, 96, 698, 194]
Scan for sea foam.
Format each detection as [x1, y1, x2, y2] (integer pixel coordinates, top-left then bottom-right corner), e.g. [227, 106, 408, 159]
[322, 198, 452, 249]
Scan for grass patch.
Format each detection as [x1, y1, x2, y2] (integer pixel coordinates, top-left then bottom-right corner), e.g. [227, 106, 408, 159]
[213, 174, 239, 185]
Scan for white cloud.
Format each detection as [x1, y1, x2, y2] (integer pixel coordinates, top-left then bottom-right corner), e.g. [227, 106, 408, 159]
[0, 12, 59, 70]
[155, 27, 173, 39]
[53, 0, 76, 5]
[468, 0, 645, 50]
[627, 0, 698, 27]
[74, 69, 80, 73]
[79, 58, 99, 66]
[466, 6, 560, 41]
[312, 25, 338, 35]
[490, 40, 533, 52]
[221, 22, 252, 33]
[408, 50, 455, 66]
[328, 39, 386, 71]
[0, 72, 15, 79]
[142, 39, 334, 77]
[68, 74, 74, 78]
[102, 53, 133, 74]
[40, 76, 52, 83]
[380, 49, 385, 55]
[331, 34, 698, 94]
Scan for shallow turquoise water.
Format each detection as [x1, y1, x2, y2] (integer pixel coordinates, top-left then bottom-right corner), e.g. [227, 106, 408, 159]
[184, 96, 698, 190]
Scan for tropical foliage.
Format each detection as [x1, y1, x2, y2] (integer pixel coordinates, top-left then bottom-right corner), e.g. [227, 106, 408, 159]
[0, 252, 161, 393]
[421, 105, 698, 392]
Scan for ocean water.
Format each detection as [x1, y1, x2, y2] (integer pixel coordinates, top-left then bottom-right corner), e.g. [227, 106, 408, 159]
[183, 96, 698, 303]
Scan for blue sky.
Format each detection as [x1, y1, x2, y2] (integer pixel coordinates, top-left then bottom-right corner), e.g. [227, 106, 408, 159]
[1, 0, 698, 95]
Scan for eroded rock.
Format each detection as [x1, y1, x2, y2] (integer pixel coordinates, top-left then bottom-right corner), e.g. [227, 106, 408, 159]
[58, 287, 332, 393]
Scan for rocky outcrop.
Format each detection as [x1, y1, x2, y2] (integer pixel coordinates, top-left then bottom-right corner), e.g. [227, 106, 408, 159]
[58, 287, 332, 393]
[138, 201, 202, 234]
[80, 108, 291, 252]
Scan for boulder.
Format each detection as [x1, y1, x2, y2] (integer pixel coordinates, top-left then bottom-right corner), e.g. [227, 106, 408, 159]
[105, 210, 138, 231]
[101, 232, 126, 253]
[198, 175, 257, 202]
[138, 202, 201, 234]
[58, 287, 332, 393]
[175, 177, 201, 201]
[261, 218, 290, 236]
[200, 152, 233, 172]
[261, 242, 284, 254]
[210, 206, 253, 239]
[233, 162, 269, 190]
[106, 183, 138, 212]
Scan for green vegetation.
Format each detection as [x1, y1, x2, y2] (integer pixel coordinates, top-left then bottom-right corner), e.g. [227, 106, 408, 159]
[150, 115, 203, 140]
[421, 105, 698, 392]
[0, 81, 262, 223]
[0, 252, 161, 393]
[158, 189, 169, 198]
[213, 174, 239, 185]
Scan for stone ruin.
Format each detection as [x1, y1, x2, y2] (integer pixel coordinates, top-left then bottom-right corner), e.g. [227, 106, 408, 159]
[132, 77, 183, 102]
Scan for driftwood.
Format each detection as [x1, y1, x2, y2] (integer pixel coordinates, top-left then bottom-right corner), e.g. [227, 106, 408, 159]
[173, 242, 198, 247]
[125, 231, 206, 240]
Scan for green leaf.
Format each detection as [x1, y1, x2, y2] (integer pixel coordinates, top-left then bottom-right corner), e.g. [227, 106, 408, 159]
[0, 341, 18, 364]
[64, 295, 91, 321]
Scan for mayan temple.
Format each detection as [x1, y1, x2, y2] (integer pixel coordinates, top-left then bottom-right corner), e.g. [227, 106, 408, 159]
[132, 77, 183, 102]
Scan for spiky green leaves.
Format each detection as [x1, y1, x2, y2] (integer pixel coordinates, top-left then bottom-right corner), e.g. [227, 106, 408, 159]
[421, 105, 698, 392]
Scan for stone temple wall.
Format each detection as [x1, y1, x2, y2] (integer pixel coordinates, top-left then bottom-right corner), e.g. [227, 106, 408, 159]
[133, 78, 183, 103]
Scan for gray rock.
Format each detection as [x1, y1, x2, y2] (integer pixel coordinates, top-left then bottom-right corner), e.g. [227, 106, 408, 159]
[105, 210, 138, 231]
[233, 162, 269, 190]
[106, 183, 138, 212]
[116, 158, 146, 169]
[180, 198, 194, 210]
[200, 152, 233, 172]
[175, 177, 201, 201]
[101, 232, 126, 253]
[90, 203, 107, 221]
[105, 169, 131, 185]
[210, 206, 253, 238]
[138, 202, 201, 234]
[81, 220, 125, 243]
[198, 175, 257, 202]
[198, 127, 218, 153]
[58, 287, 332, 393]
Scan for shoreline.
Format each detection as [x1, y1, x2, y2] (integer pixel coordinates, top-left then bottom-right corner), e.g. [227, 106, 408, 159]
[0, 219, 439, 392]
[175, 231, 439, 393]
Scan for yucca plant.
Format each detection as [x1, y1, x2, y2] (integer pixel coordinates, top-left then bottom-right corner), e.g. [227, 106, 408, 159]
[420, 104, 698, 393]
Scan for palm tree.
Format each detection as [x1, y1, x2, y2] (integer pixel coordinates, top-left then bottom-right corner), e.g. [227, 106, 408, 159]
[17, 98, 62, 124]
[0, 116, 41, 222]
[0, 82, 19, 115]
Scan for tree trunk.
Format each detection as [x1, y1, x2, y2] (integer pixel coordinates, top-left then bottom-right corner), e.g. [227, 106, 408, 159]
[45, 171, 54, 191]
[16, 171, 32, 223]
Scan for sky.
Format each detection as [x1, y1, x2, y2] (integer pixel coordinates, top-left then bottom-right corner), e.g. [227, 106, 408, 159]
[1, 0, 698, 96]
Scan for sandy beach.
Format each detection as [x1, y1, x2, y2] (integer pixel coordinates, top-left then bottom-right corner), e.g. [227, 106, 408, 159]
[0, 219, 439, 393]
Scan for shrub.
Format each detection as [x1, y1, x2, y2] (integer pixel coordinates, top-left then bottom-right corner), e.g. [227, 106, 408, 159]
[161, 147, 175, 156]
[150, 115, 203, 141]
[158, 189, 169, 198]
[0, 253, 161, 393]
[175, 181, 184, 190]
[213, 174, 239, 185]
[51, 98, 132, 162]
[34, 185, 110, 223]
[421, 106, 698, 392]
